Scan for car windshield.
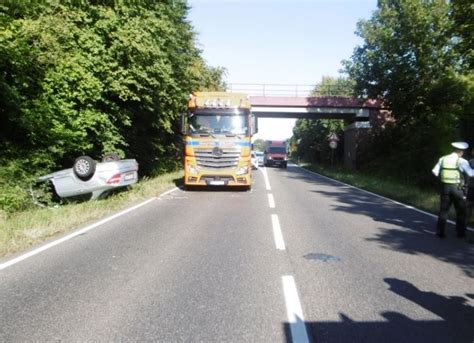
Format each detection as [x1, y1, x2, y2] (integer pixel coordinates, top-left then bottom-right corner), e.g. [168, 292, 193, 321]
[268, 147, 286, 154]
[188, 114, 248, 136]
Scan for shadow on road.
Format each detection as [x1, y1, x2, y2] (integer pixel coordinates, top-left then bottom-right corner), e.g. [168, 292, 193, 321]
[282, 277, 474, 343]
[284, 166, 474, 277]
[173, 177, 184, 188]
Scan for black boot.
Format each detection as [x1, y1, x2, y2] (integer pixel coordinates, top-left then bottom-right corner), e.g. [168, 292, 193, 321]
[436, 219, 446, 238]
[456, 220, 467, 238]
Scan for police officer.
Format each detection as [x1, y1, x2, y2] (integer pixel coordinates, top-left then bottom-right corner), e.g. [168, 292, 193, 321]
[467, 148, 474, 224]
[432, 142, 474, 238]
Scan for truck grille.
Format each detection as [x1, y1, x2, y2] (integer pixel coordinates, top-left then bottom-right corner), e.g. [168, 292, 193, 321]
[194, 148, 241, 169]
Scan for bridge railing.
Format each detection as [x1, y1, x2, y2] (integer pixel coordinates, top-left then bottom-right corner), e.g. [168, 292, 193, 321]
[226, 83, 351, 97]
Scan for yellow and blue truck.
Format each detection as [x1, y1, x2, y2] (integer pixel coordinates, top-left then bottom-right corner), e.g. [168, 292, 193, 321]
[181, 92, 257, 189]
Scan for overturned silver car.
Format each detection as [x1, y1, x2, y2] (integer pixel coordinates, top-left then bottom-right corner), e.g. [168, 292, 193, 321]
[37, 154, 139, 200]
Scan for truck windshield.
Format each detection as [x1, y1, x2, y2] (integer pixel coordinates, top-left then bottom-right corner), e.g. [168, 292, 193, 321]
[188, 114, 248, 136]
[268, 147, 287, 154]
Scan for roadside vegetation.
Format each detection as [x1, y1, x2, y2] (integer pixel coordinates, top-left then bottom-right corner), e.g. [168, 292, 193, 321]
[291, 0, 472, 187]
[0, 0, 225, 258]
[0, 1, 225, 215]
[0, 170, 183, 258]
[291, 0, 472, 221]
[299, 163, 474, 226]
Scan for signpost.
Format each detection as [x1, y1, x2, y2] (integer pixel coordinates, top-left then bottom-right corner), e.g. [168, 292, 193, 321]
[327, 133, 339, 166]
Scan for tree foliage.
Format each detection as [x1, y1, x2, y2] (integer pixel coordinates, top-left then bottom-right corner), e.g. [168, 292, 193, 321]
[0, 0, 225, 212]
[311, 76, 355, 97]
[290, 76, 349, 163]
[252, 138, 265, 152]
[343, 0, 473, 184]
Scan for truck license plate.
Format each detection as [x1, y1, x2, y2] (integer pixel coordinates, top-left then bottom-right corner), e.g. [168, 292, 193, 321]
[209, 180, 225, 186]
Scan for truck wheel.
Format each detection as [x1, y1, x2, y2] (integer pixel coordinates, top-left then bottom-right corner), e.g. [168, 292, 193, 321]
[73, 156, 96, 181]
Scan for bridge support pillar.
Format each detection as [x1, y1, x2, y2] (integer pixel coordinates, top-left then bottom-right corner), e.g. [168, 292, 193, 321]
[343, 107, 391, 169]
[344, 121, 370, 169]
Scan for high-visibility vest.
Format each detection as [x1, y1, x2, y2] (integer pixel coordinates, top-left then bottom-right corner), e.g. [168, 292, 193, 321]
[440, 155, 461, 184]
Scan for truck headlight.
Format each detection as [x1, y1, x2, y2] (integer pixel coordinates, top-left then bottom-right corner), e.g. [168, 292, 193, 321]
[267, 156, 272, 160]
[236, 166, 249, 175]
[187, 165, 199, 175]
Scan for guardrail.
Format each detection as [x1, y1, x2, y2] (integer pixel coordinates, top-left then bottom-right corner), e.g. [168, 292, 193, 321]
[226, 83, 351, 97]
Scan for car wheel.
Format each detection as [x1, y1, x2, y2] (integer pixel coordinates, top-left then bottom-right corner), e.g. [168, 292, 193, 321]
[73, 156, 96, 181]
[102, 152, 120, 162]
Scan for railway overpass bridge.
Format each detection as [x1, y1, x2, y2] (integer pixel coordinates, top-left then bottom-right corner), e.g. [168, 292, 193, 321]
[232, 84, 387, 168]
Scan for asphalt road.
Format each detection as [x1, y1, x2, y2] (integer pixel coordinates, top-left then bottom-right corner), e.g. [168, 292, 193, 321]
[1, 163, 473, 342]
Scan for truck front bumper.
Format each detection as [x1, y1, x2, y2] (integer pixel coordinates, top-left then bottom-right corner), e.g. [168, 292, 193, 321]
[185, 172, 251, 186]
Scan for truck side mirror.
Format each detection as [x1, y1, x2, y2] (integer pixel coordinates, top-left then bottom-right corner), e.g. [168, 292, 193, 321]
[180, 113, 186, 135]
[251, 115, 258, 135]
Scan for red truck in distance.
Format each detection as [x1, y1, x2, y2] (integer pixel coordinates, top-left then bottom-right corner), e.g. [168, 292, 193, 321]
[264, 140, 288, 168]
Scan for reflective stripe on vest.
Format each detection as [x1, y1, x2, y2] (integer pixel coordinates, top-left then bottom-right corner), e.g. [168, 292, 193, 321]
[440, 155, 461, 184]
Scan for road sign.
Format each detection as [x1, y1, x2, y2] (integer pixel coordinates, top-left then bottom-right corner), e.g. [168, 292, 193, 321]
[327, 132, 339, 142]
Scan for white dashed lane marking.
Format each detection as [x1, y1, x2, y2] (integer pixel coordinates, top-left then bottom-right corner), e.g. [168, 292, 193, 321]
[282, 275, 310, 343]
[271, 214, 286, 251]
[268, 193, 275, 208]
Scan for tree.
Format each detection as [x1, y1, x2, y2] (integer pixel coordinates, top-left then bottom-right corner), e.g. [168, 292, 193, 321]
[290, 75, 352, 164]
[252, 139, 265, 152]
[311, 76, 355, 97]
[343, 0, 472, 184]
[0, 0, 227, 212]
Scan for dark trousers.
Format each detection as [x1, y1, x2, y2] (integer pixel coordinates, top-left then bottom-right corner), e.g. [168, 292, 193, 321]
[436, 183, 466, 237]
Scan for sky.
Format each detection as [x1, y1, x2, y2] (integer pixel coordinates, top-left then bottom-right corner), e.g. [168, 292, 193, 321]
[187, 0, 377, 141]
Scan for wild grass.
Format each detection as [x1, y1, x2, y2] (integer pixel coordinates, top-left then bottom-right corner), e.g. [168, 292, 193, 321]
[0, 171, 183, 258]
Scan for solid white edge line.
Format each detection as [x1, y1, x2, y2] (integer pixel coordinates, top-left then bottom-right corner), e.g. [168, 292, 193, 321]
[282, 275, 310, 343]
[268, 193, 276, 208]
[0, 187, 181, 271]
[271, 214, 286, 250]
[293, 164, 474, 233]
[261, 167, 272, 191]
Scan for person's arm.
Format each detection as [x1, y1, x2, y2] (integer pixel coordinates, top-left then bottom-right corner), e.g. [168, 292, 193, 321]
[432, 159, 441, 177]
[460, 159, 474, 177]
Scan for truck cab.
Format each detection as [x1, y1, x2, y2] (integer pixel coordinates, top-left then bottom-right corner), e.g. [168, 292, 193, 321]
[181, 92, 257, 189]
[264, 140, 288, 168]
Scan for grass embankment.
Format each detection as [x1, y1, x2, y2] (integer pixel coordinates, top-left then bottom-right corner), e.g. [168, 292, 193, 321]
[0, 171, 183, 258]
[299, 163, 473, 226]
